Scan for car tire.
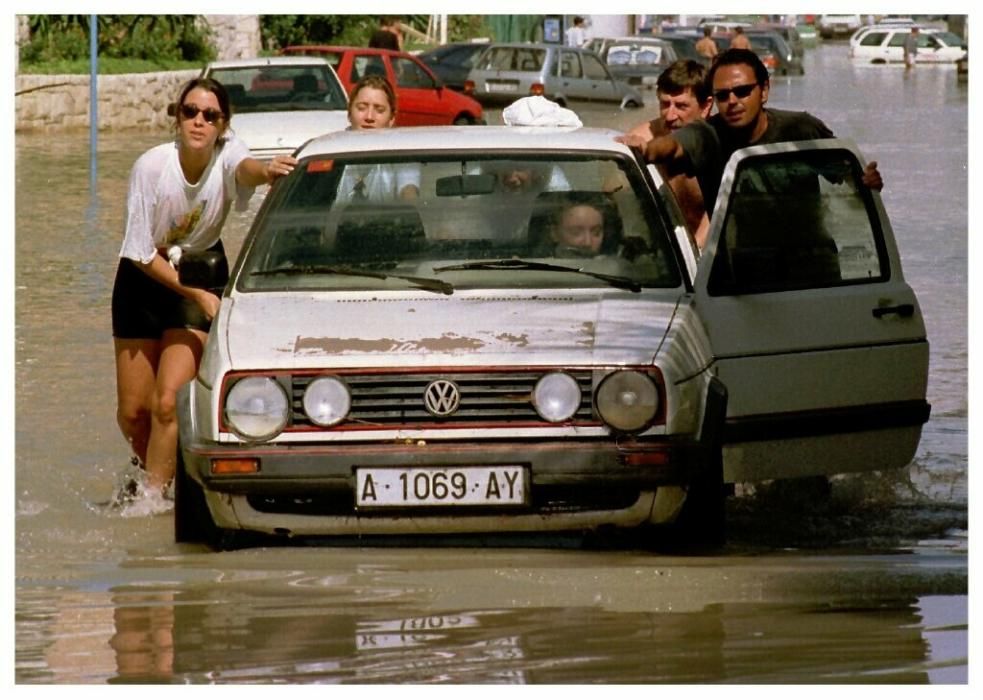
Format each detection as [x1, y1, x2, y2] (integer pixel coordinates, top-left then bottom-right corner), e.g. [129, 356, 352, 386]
[658, 377, 728, 552]
[453, 114, 474, 125]
[174, 447, 219, 545]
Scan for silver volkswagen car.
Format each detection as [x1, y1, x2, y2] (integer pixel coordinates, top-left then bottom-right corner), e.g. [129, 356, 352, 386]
[464, 43, 644, 109]
[175, 127, 930, 549]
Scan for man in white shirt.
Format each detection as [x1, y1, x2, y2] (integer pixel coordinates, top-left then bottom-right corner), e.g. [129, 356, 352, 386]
[566, 16, 587, 47]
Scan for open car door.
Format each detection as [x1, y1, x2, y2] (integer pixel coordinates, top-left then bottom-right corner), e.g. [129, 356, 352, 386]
[694, 139, 930, 483]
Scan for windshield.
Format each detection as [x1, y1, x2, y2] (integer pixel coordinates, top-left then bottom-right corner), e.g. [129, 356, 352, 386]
[237, 152, 682, 292]
[206, 64, 348, 114]
[607, 44, 665, 65]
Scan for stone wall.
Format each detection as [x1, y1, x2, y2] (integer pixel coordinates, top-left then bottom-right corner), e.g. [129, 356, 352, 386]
[14, 14, 260, 133]
[15, 71, 199, 133]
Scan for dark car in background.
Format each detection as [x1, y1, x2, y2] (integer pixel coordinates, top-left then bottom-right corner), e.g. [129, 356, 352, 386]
[604, 40, 678, 91]
[587, 37, 678, 90]
[753, 23, 806, 61]
[417, 42, 490, 92]
[746, 29, 804, 75]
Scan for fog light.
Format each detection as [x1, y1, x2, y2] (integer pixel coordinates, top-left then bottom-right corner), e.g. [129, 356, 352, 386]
[533, 372, 581, 422]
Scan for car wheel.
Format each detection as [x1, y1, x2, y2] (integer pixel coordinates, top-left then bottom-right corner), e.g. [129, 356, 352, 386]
[658, 377, 728, 552]
[453, 114, 474, 125]
[174, 447, 219, 545]
[623, 99, 642, 109]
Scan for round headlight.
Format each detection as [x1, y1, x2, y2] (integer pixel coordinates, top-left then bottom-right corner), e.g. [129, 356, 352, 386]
[533, 372, 582, 423]
[224, 376, 289, 441]
[302, 376, 351, 427]
[596, 371, 659, 432]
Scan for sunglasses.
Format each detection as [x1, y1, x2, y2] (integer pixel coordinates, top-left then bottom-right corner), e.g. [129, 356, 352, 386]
[712, 83, 759, 102]
[179, 103, 224, 125]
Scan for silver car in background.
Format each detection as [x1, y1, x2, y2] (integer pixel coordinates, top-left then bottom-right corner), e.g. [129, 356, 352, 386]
[465, 42, 644, 109]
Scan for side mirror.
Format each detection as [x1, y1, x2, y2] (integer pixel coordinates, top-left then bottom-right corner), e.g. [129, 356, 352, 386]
[178, 249, 229, 295]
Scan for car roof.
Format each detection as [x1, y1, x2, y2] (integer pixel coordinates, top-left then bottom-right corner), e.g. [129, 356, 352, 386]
[484, 42, 593, 53]
[283, 45, 404, 56]
[298, 125, 631, 158]
[206, 56, 330, 69]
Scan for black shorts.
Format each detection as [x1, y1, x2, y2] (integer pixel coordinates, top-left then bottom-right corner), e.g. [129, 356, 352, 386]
[111, 242, 227, 340]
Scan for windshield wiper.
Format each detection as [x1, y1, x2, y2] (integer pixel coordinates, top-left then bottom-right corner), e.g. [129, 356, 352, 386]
[252, 264, 453, 295]
[433, 259, 642, 293]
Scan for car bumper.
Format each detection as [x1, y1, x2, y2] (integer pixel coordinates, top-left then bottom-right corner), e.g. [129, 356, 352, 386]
[180, 436, 710, 536]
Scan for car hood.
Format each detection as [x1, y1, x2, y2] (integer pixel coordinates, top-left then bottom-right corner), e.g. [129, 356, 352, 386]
[230, 110, 350, 155]
[221, 291, 681, 369]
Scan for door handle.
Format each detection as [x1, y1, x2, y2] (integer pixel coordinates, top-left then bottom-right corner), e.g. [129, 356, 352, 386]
[872, 303, 915, 318]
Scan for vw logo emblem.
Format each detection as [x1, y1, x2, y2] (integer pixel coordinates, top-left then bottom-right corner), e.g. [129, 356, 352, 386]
[424, 379, 461, 416]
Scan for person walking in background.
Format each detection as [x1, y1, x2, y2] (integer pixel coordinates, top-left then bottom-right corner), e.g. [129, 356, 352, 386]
[368, 16, 402, 51]
[566, 16, 587, 47]
[904, 26, 920, 71]
[729, 26, 751, 50]
[695, 26, 719, 62]
[623, 60, 714, 248]
[112, 78, 295, 507]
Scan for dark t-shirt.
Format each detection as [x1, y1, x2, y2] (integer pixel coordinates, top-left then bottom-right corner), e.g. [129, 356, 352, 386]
[673, 108, 835, 208]
[369, 30, 399, 51]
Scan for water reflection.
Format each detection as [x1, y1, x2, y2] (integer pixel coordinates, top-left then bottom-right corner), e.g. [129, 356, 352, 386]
[22, 582, 964, 684]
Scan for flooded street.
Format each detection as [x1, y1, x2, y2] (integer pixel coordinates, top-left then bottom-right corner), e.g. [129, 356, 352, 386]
[14, 43, 968, 683]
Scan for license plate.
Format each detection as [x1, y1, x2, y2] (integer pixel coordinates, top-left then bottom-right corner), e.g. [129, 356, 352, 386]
[356, 466, 527, 507]
[486, 82, 517, 93]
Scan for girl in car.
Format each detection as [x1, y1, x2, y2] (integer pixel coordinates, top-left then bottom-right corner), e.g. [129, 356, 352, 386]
[341, 75, 420, 200]
[111, 77, 296, 507]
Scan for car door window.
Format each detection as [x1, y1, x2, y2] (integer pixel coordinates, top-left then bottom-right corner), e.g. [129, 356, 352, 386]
[859, 31, 889, 46]
[392, 57, 435, 89]
[558, 50, 582, 78]
[708, 149, 887, 295]
[352, 55, 386, 83]
[581, 53, 611, 81]
[887, 32, 909, 48]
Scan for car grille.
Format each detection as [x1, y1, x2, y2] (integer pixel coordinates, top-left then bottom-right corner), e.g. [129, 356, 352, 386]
[290, 370, 596, 429]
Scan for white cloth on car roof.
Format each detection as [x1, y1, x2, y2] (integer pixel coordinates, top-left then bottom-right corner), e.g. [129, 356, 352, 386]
[501, 96, 582, 128]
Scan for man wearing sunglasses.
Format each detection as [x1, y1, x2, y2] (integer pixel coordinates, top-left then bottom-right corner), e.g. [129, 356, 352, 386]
[618, 48, 882, 216]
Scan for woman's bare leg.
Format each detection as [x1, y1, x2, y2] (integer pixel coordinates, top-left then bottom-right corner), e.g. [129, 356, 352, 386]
[144, 328, 207, 491]
[114, 338, 161, 465]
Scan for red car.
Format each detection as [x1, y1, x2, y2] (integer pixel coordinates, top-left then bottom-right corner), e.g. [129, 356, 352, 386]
[281, 46, 485, 126]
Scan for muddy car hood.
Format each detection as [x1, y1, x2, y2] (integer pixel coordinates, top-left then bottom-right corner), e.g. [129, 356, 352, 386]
[222, 292, 681, 369]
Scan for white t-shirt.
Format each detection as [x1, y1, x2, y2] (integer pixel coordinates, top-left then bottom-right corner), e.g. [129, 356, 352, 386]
[566, 26, 586, 47]
[118, 136, 254, 264]
[337, 163, 421, 202]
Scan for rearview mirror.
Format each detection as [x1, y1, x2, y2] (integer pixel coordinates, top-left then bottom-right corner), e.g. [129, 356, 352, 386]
[436, 173, 497, 197]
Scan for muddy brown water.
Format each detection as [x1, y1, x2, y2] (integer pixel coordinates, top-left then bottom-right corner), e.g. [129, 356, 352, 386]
[14, 44, 968, 683]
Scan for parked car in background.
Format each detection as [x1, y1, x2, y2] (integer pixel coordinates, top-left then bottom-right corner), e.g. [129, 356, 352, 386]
[849, 26, 968, 64]
[650, 32, 707, 64]
[796, 22, 819, 46]
[746, 29, 805, 75]
[281, 46, 484, 125]
[753, 22, 806, 60]
[417, 41, 490, 92]
[662, 30, 730, 66]
[198, 57, 349, 161]
[174, 128, 930, 549]
[589, 37, 679, 90]
[817, 14, 863, 39]
[465, 43, 644, 109]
